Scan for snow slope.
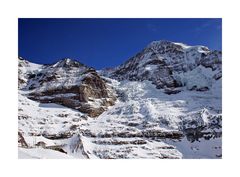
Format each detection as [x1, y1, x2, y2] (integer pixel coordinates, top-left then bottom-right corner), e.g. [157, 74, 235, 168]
[19, 77, 221, 158]
[79, 78, 221, 158]
[18, 91, 86, 136]
[18, 148, 75, 159]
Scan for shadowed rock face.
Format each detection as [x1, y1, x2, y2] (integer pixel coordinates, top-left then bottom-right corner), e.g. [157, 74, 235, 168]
[19, 58, 116, 117]
[18, 132, 28, 148]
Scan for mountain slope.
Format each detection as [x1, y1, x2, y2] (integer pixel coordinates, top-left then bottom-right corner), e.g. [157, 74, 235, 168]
[18, 77, 221, 159]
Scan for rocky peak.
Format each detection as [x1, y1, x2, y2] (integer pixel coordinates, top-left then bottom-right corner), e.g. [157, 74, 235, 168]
[18, 57, 28, 66]
[19, 57, 117, 117]
[109, 40, 222, 93]
[147, 40, 183, 50]
[52, 58, 86, 68]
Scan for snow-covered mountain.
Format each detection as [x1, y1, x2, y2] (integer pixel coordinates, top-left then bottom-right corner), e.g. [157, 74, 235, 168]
[110, 40, 221, 94]
[18, 40, 222, 159]
[19, 58, 116, 117]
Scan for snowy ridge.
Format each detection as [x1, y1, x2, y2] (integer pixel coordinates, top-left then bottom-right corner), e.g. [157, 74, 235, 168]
[23, 58, 90, 92]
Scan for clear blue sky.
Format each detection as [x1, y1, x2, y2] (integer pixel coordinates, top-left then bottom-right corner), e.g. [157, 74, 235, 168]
[18, 18, 222, 69]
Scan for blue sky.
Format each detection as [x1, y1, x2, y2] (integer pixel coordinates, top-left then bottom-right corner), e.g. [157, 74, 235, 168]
[18, 18, 222, 69]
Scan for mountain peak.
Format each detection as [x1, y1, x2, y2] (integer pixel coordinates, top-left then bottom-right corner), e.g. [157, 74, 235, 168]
[147, 40, 173, 48]
[53, 58, 85, 68]
[147, 40, 210, 53]
[110, 40, 221, 92]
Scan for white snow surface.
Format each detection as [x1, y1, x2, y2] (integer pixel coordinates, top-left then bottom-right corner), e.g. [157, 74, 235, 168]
[19, 77, 221, 159]
[18, 147, 75, 159]
[18, 91, 86, 136]
[173, 65, 219, 90]
[164, 137, 222, 159]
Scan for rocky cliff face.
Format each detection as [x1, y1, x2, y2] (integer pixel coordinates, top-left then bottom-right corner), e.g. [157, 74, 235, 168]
[18, 58, 116, 117]
[110, 40, 222, 94]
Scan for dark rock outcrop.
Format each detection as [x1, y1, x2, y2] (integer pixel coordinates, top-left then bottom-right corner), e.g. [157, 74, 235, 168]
[18, 132, 28, 148]
[81, 129, 183, 139]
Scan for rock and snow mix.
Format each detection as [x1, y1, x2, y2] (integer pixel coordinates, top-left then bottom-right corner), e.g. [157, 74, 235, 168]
[18, 40, 222, 159]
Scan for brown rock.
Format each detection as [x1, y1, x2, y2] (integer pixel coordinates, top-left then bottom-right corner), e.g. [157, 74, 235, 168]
[25, 59, 116, 117]
[18, 132, 28, 148]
